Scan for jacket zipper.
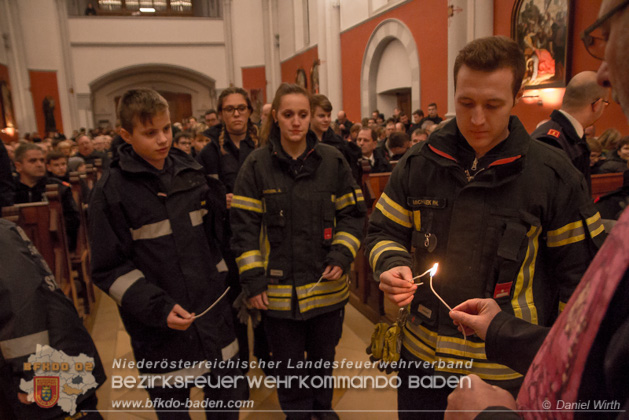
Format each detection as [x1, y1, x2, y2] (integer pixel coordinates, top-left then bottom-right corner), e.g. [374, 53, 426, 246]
[464, 157, 483, 182]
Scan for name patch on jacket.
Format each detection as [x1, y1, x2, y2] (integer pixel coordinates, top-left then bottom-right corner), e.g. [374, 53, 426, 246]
[407, 197, 446, 208]
[547, 129, 561, 138]
[263, 188, 284, 195]
[324, 228, 333, 240]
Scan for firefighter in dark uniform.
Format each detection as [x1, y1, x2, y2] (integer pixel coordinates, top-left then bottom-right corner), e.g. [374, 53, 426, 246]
[230, 83, 366, 420]
[366, 37, 604, 419]
[531, 70, 610, 189]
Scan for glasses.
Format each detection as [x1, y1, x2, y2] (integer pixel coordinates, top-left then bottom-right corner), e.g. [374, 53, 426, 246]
[592, 98, 610, 106]
[222, 105, 249, 115]
[581, 0, 629, 60]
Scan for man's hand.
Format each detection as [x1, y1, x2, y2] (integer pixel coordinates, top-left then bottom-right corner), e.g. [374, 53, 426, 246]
[17, 393, 32, 404]
[167, 304, 195, 331]
[322, 265, 343, 281]
[226, 193, 234, 209]
[445, 374, 516, 420]
[379, 266, 416, 307]
[449, 298, 501, 340]
[248, 291, 269, 310]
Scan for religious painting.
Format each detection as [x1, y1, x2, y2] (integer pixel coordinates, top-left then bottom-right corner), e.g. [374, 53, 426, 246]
[511, 0, 572, 89]
[0, 81, 16, 129]
[310, 59, 320, 94]
[296, 69, 307, 90]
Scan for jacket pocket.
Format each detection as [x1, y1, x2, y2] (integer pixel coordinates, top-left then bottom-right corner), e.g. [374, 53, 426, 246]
[485, 209, 540, 306]
[263, 193, 287, 246]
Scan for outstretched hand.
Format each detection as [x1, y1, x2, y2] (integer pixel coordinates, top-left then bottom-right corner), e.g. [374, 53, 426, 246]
[449, 298, 501, 341]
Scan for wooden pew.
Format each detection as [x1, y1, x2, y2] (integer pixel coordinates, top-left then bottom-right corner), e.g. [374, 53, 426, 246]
[45, 184, 82, 315]
[69, 172, 96, 313]
[591, 172, 624, 199]
[1, 196, 82, 316]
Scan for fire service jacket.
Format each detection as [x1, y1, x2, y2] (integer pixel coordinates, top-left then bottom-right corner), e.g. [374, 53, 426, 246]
[89, 145, 238, 375]
[230, 128, 366, 320]
[365, 117, 604, 390]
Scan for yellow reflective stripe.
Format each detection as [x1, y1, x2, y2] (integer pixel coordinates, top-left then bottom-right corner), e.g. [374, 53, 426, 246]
[332, 231, 361, 258]
[231, 195, 263, 213]
[267, 284, 292, 311]
[369, 240, 409, 269]
[438, 358, 522, 381]
[547, 214, 603, 248]
[436, 336, 488, 360]
[297, 283, 349, 313]
[130, 219, 172, 240]
[375, 193, 412, 228]
[235, 250, 264, 274]
[559, 301, 566, 312]
[355, 188, 365, 202]
[511, 226, 540, 324]
[586, 212, 605, 238]
[402, 328, 437, 362]
[335, 192, 356, 211]
[404, 322, 521, 381]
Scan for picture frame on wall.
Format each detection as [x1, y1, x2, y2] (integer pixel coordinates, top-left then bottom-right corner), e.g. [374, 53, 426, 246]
[310, 59, 320, 95]
[296, 69, 307, 90]
[511, 0, 572, 89]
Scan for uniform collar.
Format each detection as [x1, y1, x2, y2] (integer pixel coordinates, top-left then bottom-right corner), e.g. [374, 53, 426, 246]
[557, 109, 584, 138]
[116, 143, 203, 176]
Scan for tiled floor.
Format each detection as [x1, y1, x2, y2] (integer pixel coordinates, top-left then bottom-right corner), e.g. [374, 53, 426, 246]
[90, 291, 398, 419]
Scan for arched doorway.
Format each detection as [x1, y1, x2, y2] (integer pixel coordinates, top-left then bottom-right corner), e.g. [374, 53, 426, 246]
[90, 64, 217, 129]
[361, 19, 420, 119]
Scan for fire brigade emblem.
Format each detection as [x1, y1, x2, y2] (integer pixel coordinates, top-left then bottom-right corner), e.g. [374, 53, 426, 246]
[34, 376, 59, 408]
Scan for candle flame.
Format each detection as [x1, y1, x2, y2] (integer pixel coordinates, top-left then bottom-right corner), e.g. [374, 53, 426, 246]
[429, 263, 438, 277]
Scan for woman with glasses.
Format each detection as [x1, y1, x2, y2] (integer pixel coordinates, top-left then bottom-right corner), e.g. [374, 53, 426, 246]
[230, 83, 366, 420]
[197, 87, 261, 372]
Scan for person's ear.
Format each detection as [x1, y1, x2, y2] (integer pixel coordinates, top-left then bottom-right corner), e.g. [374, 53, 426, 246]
[514, 88, 524, 105]
[271, 109, 277, 124]
[120, 128, 132, 144]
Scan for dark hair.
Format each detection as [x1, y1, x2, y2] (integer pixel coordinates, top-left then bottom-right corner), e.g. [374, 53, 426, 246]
[310, 94, 333, 113]
[389, 132, 410, 149]
[385, 118, 396, 126]
[617, 136, 629, 152]
[216, 87, 258, 153]
[359, 126, 378, 143]
[218, 87, 253, 114]
[117, 88, 169, 134]
[454, 36, 525, 99]
[261, 83, 310, 145]
[413, 109, 424, 117]
[204, 109, 217, 117]
[45, 150, 66, 164]
[14, 143, 43, 163]
[428, 103, 437, 108]
[173, 131, 193, 145]
[412, 128, 428, 138]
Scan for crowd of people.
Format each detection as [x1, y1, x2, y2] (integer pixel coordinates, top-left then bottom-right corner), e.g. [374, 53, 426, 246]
[1, 1, 629, 418]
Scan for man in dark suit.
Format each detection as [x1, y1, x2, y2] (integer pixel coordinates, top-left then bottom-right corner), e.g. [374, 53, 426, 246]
[531, 71, 610, 188]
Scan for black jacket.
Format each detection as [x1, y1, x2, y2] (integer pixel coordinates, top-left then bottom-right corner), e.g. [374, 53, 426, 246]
[362, 147, 392, 174]
[0, 141, 14, 207]
[198, 123, 257, 193]
[531, 110, 591, 189]
[230, 127, 366, 320]
[0, 219, 106, 419]
[14, 177, 80, 251]
[321, 127, 362, 184]
[89, 145, 238, 373]
[598, 152, 628, 174]
[366, 117, 604, 389]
